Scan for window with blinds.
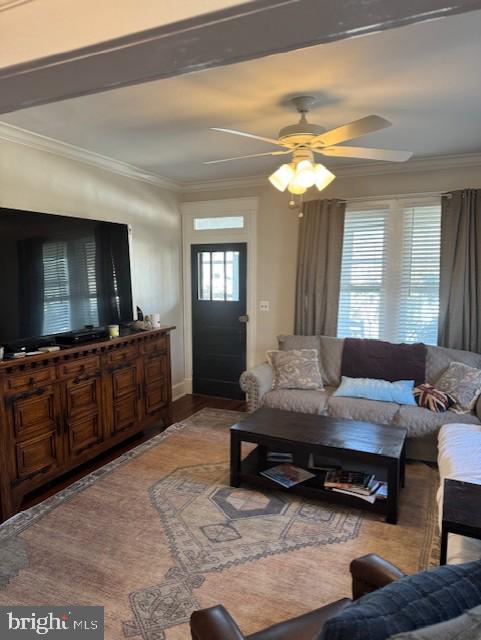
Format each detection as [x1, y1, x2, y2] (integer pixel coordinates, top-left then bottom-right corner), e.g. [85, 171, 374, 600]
[337, 199, 441, 345]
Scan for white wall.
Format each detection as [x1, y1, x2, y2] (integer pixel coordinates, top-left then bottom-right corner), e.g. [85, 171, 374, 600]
[182, 163, 481, 364]
[0, 138, 184, 386]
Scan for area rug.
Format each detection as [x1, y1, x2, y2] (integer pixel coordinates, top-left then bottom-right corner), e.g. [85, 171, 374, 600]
[0, 409, 440, 639]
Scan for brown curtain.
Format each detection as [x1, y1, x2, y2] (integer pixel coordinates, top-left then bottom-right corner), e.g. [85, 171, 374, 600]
[294, 199, 346, 335]
[438, 189, 481, 352]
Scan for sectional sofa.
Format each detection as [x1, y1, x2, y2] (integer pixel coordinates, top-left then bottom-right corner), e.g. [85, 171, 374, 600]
[240, 334, 481, 462]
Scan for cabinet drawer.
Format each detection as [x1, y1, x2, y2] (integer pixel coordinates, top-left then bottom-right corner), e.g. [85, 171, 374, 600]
[107, 345, 139, 364]
[6, 367, 56, 392]
[59, 356, 100, 379]
[142, 335, 167, 355]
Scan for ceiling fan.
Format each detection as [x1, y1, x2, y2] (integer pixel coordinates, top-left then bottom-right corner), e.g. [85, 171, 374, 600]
[205, 96, 412, 195]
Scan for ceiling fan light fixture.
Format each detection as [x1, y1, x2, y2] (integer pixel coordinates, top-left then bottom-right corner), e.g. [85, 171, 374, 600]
[268, 163, 295, 192]
[287, 181, 307, 195]
[314, 163, 336, 192]
[293, 159, 316, 189]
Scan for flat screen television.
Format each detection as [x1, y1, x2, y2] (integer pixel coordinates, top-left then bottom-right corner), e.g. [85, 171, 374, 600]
[0, 207, 134, 350]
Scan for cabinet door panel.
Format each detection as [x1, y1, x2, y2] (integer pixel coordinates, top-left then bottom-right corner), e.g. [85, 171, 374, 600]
[64, 377, 103, 458]
[67, 377, 100, 417]
[11, 387, 57, 440]
[113, 393, 140, 433]
[15, 431, 60, 484]
[144, 383, 168, 416]
[144, 356, 166, 386]
[112, 366, 137, 398]
[68, 414, 102, 456]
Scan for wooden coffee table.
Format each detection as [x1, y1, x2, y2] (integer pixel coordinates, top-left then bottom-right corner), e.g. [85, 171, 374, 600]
[230, 407, 407, 524]
[440, 478, 481, 564]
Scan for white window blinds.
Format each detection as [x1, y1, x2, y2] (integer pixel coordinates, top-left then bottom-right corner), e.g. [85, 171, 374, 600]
[337, 199, 441, 345]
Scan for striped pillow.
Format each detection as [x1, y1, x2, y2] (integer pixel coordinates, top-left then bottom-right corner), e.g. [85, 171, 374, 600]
[413, 383, 455, 412]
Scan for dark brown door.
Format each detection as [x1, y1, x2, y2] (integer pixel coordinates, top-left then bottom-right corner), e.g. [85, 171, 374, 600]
[7, 385, 64, 486]
[191, 243, 247, 399]
[63, 373, 104, 458]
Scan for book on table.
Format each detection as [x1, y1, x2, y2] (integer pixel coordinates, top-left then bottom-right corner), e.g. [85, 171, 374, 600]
[324, 470, 380, 495]
[266, 451, 293, 463]
[260, 464, 316, 488]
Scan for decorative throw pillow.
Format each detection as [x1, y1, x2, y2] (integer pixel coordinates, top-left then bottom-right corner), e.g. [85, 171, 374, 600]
[413, 383, 455, 413]
[333, 376, 416, 405]
[435, 362, 481, 414]
[266, 349, 324, 390]
[320, 560, 481, 640]
[388, 603, 481, 639]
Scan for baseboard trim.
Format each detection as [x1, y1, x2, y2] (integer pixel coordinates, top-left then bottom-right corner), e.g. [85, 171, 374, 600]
[172, 380, 187, 402]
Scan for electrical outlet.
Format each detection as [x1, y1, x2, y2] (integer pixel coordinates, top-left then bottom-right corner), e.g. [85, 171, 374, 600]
[259, 300, 270, 312]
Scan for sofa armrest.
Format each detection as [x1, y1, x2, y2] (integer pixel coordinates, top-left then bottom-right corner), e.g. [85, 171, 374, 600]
[240, 363, 273, 412]
[350, 554, 406, 600]
[190, 605, 245, 640]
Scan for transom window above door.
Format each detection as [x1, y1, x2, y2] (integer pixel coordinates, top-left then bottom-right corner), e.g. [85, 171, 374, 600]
[197, 250, 240, 301]
[337, 198, 441, 345]
[194, 216, 244, 231]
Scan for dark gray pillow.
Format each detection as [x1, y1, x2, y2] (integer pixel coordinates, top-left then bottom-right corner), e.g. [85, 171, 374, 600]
[319, 561, 481, 640]
[389, 604, 481, 639]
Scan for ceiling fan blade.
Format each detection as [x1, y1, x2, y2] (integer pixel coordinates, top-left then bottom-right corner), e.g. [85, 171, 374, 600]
[318, 145, 412, 162]
[211, 127, 288, 148]
[204, 149, 291, 165]
[312, 115, 392, 147]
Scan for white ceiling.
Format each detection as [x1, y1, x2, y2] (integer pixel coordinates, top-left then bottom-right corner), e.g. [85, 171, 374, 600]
[3, 9, 481, 183]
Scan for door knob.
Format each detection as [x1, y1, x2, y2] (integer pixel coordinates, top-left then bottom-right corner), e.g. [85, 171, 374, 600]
[238, 315, 249, 323]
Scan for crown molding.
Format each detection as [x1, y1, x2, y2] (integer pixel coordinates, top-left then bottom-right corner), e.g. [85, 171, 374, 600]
[181, 152, 481, 192]
[182, 175, 267, 193]
[0, 121, 182, 192]
[2, 120, 481, 196]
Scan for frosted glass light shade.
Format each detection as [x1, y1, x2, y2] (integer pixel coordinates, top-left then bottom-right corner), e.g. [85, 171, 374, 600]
[287, 182, 307, 195]
[268, 164, 295, 191]
[314, 164, 336, 191]
[293, 159, 316, 188]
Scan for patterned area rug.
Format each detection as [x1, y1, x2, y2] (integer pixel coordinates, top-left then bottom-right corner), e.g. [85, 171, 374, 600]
[0, 409, 440, 639]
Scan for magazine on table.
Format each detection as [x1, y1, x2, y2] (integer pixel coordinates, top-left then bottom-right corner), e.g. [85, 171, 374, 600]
[261, 463, 316, 488]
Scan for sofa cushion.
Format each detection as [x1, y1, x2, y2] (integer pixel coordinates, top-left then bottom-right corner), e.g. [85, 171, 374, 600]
[435, 362, 481, 414]
[388, 604, 481, 639]
[426, 345, 481, 385]
[266, 349, 324, 390]
[278, 334, 321, 355]
[393, 405, 480, 438]
[319, 336, 344, 387]
[263, 388, 334, 415]
[334, 377, 416, 405]
[320, 561, 481, 640]
[327, 396, 399, 424]
[413, 383, 454, 413]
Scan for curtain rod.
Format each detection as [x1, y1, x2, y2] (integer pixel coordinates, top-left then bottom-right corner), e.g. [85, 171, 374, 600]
[335, 191, 452, 204]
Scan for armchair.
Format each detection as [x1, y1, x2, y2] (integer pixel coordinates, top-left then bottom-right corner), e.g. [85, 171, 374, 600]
[190, 554, 405, 640]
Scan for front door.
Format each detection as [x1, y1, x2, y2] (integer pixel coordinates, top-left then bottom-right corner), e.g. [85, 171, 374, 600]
[191, 243, 247, 399]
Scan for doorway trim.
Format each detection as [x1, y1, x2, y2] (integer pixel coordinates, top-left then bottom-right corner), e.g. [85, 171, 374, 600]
[181, 197, 258, 395]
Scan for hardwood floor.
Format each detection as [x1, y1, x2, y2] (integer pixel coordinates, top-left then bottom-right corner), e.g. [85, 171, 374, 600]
[20, 394, 246, 512]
